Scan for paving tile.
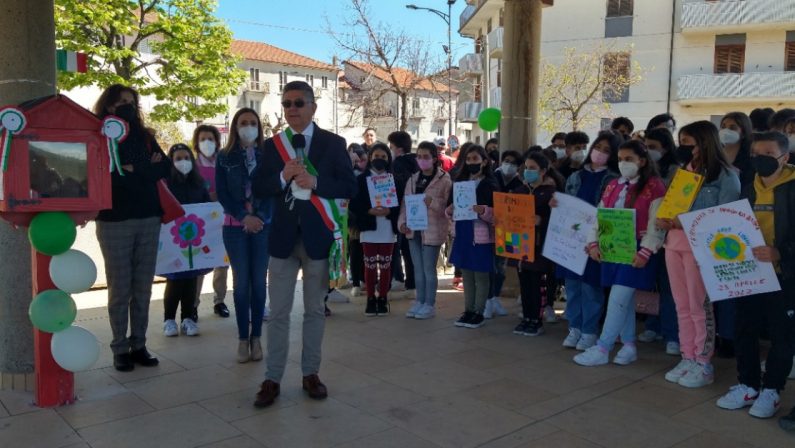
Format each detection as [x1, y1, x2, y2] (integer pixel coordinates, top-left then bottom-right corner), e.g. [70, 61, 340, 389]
[334, 427, 442, 448]
[0, 409, 82, 447]
[195, 435, 266, 448]
[78, 403, 239, 448]
[519, 431, 605, 448]
[328, 349, 414, 375]
[476, 421, 561, 448]
[488, 353, 622, 395]
[442, 347, 520, 371]
[0, 389, 38, 415]
[101, 354, 185, 384]
[233, 398, 391, 448]
[606, 380, 715, 416]
[74, 369, 127, 400]
[334, 381, 427, 414]
[124, 364, 253, 409]
[671, 431, 755, 448]
[56, 391, 155, 429]
[198, 387, 298, 422]
[468, 378, 558, 411]
[375, 358, 495, 397]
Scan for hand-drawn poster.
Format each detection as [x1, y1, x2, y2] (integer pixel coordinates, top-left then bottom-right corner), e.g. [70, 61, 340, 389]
[542, 193, 597, 275]
[494, 192, 535, 261]
[366, 173, 399, 208]
[453, 180, 478, 221]
[405, 194, 428, 230]
[597, 208, 636, 265]
[156, 202, 228, 276]
[679, 199, 781, 301]
[657, 169, 704, 219]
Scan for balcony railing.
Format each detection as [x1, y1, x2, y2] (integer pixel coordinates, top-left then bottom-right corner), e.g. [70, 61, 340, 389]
[246, 81, 270, 93]
[681, 0, 795, 32]
[489, 87, 501, 109]
[459, 5, 476, 30]
[677, 72, 795, 103]
[458, 53, 483, 76]
[457, 101, 483, 123]
[488, 27, 503, 58]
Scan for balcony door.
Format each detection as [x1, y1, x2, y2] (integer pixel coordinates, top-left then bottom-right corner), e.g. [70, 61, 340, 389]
[714, 34, 746, 74]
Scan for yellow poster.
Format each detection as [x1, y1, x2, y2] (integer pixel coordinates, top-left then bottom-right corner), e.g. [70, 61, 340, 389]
[656, 169, 704, 219]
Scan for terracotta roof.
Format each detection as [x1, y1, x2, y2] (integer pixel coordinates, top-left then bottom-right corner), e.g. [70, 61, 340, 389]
[344, 60, 456, 94]
[231, 40, 337, 72]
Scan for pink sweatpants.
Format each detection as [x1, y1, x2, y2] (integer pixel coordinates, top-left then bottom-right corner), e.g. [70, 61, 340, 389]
[665, 230, 715, 364]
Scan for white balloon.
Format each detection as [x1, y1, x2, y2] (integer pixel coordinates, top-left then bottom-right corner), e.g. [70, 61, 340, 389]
[49, 250, 97, 294]
[51, 326, 100, 372]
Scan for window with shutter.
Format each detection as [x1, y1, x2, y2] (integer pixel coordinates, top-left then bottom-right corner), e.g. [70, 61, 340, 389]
[606, 0, 633, 17]
[714, 44, 745, 74]
[786, 41, 795, 72]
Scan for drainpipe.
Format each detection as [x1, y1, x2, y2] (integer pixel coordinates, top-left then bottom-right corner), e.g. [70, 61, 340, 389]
[666, 0, 676, 114]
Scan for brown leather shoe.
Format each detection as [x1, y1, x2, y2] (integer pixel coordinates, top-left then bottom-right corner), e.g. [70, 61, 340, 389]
[302, 374, 328, 400]
[254, 380, 280, 408]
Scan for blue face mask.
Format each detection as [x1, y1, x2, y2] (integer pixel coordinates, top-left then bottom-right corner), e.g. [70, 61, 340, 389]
[523, 169, 540, 184]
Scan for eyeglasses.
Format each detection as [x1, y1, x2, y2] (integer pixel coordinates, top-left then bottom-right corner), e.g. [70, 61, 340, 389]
[281, 100, 310, 109]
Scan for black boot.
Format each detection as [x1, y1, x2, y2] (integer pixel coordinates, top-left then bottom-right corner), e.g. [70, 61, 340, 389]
[376, 297, 389, 315]
[130, 347, 159, 367]
[113, 353, 134, 372]
[364, 297, 377, 317]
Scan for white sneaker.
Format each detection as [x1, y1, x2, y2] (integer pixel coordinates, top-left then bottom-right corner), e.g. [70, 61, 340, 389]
[391, 280, 406, 292]
[482, 299, 495, 319]
[491, 298, 508, 316]
[543, 306, 559, 323]
[613, 344, 638, 365]
[716, 384, 759, 410]
[562, 328, 582, 348]
[327, 289, 349, 303]
[576, 333, 598, 351]
[180, 318, 199, 336]
[637, 330, 662, 343]
[678, 362, 714, 388]
[414, 304, 436, 319]
[351, 286, 363, 297]
[163, 319, 178, 337]
[749, 389, 780, 419]
[405, 301, 422, 318]
[263, 307, 270, 321]
[665, 359, 695, 383]
[573, 345, 609, 366]
[665, 341, 681, 356]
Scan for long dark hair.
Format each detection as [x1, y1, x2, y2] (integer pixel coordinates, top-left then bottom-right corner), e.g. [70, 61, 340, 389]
[620, 140, 658, 208]
[525, 152, 550, 179]
[168, 143, 205, 188]
[224, 108, 264, 152]
[417, 141, 440, 168]
[721, 111, 753, 166]
[644, 127, 677, 179]
[94, 84, 154, 144]
[192, 124, 221, 157]
[585, 130, 622, 172]
[454, 144, 494, 182]
[679, 121, 731, 183]
[367, 142, 393, 173]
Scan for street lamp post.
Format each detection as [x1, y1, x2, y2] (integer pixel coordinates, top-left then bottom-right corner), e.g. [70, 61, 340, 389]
[406, 1, 456, 143]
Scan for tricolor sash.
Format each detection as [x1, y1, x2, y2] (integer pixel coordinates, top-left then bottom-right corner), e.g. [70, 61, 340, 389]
[273, 129, 349, 282]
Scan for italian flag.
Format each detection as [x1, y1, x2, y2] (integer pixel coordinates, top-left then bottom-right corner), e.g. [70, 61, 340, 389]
[56, 50, 88, 73]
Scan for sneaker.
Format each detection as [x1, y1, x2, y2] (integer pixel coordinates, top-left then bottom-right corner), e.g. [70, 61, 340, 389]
[749, 389, 780, 419]
[455, 311, 473, 327]
[464, 313, 485, 329]
[780, 406, 795, 432]
[263, 307, 270, 322]
[574, 345, 609, 366]
[613, 344, 638, 365]
[391, 280, 406, 292]
[513, 320, 531, 336]
[491, 298, 508, 316]
[562, 328, 582, 348]
[163, 319, 178, 337]
[326, 288, 349, 303]
[523, 319, 544, 336]
[414, 304, 436, 319]
[405, 301, 422, 318]
[543, 306, 559, 323]
[716, 384, 759, 410]
[180, 318, 199, 336]
[376, 297, 390, 315]
[678, 362, 714, 388]
[665, 341, 681, 356]
[364, 297, 377, 316]
[237, 340, 249, 363]
[453, 278, 464, 291]
[250, 337, 263, 361]
[576, 334, 598, 351]
[638, 330, 662, 343]
[482, 298, 495, 319]
[213, 303, 230, 318]
[351, 286, 363, 297]
[665, 359, 695, 384]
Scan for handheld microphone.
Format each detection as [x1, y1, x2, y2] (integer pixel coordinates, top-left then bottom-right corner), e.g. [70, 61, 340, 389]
[292, 134, 306, 161]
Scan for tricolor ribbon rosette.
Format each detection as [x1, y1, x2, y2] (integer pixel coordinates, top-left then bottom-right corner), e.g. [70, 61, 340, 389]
[101, 116, 128, 176]
[0, 107, 27, 171]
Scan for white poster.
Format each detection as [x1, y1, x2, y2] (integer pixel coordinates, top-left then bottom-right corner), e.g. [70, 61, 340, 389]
[679, 199, 781, 301]
[155, 202, 228, 276]
[542, 193, 598, 275]
[405, 194, 428, 230]
[453, 180, 478, 221]
[366, 173, 399, 208]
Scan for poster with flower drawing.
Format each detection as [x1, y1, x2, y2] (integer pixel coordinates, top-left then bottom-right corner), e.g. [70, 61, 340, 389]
[155, 202, 228, 275]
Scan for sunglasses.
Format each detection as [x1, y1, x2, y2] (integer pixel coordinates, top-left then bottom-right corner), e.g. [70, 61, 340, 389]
[281, 100, 310, 109]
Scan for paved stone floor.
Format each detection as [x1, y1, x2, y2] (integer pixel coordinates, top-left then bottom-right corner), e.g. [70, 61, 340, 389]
[1, 279, 793, 448]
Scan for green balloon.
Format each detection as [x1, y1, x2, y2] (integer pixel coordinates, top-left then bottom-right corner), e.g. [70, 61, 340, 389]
[478, 108, 502, 132]
[28, 212, 76, 256]
[28, 289, 77, 333]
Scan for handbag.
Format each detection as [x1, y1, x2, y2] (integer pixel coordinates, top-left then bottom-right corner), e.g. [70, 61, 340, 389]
[634, 289, 660, 316]
[157, 179, 185, 224]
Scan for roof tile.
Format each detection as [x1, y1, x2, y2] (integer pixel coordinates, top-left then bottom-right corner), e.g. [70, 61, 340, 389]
[231, 39, 337, 72]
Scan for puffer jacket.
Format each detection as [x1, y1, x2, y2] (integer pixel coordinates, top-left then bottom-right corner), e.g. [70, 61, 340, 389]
[398, 169, 452, 246]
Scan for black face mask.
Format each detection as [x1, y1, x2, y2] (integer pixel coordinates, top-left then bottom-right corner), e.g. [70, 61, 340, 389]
[675, 145, 695, 165]
[370, 158, 389, 172]
[114, 103, 139, 125]
[751, 154, 782, 177]
[466, 163, 483, 175]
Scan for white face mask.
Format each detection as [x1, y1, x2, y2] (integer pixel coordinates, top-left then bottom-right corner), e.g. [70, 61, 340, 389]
[500, 163, 517, 177]
[618, 161, 639, 179]
[571, 149, 587, 164]
[238, 125, 258, 144]
[788, 134, 795, 152]
[198, 140, 216, 158]
[719, 128, 741, 145]
[553, 148, 566, 160]
[649, 149, 663, 163]
[174, 160, 193, 175]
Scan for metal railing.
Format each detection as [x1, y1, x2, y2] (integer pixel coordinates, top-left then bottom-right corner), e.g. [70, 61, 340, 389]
[489, 87, 501, 109]
[488, 26, 504, 58]
[681, 0, 795, 30]
[677, 72, 795, 101]
[246, 81, 269, 93]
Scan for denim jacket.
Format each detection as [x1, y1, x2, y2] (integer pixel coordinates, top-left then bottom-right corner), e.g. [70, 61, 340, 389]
[216, 145, 273, 225]
[689, 167, 741, 212]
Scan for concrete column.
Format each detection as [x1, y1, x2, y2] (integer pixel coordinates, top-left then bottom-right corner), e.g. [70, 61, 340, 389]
[500, 0, 542, 152]
[0, 0, 56, 390]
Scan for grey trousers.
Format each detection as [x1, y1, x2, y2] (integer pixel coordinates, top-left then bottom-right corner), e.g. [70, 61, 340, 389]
[266, 240, 329, 381]
[462, 269, 490, 314]
[195, 266, 229, 308]
[96, 217, 161, 355]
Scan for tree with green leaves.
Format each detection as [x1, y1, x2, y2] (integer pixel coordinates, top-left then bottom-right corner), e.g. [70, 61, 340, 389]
[56, 0, 245, 122]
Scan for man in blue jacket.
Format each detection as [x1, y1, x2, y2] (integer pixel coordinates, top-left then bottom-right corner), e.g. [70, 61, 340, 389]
[252, 81, 357, 407]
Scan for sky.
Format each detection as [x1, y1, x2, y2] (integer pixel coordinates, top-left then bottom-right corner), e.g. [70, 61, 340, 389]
[216, 0, 472, 67]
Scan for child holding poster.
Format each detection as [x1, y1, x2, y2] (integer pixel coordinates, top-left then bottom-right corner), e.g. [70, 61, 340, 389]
[350, 143, 399, 316]
[715, 131, 795, 422]
[509, 152, 557, 336]
[657, 121, 741, 388]
[446, 145, 498, 329]
[574, 140, 666, 367]
[398, 141, 452, 320]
